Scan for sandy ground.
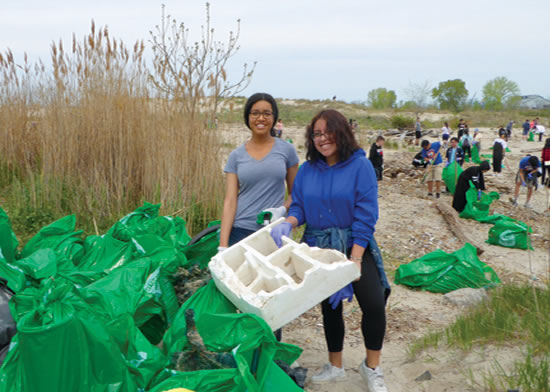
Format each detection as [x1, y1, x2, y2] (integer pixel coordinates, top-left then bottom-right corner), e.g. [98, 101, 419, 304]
[219, 122, 549, 391]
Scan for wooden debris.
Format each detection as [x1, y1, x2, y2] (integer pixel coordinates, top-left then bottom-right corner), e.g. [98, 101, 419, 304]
[433, 200, 486, 255]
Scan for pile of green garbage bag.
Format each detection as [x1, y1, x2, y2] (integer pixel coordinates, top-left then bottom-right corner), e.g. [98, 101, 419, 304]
[442, 162, 463, 195]
[458, 185, 533, 250]
[394, 243, 501, 293]
[0, 203, 303, 392]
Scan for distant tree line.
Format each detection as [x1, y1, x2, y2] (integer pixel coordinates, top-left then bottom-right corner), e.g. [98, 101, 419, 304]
[366, 76, 522, 112]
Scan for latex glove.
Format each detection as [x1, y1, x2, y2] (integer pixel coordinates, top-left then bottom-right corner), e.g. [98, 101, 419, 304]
[217, 246, 227, 254]
[477, 190, 482, 201]
[270, 222, 293, 248]
[522, 181, 527, 187]
[329, 284, 354, 310]
[527, 173, 533, 180]
[260, 206, 287, 225]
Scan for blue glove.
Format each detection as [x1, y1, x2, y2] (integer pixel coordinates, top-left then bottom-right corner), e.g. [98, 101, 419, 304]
[329, 284, 354, 309]
[270, 222, 292, 248]
[522, 181, 527, 187]
[477, 190, 482, 200]
[527, 173, 533, 180]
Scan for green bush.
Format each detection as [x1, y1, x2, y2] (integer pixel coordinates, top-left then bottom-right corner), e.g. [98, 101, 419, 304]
[391, 115, 415, 129]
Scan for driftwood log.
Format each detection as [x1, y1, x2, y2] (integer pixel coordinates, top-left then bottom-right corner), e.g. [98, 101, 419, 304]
[433, 200, 486, 255]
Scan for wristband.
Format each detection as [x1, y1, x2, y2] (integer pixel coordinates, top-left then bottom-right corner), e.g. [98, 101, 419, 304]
[349, 255, 362, 262]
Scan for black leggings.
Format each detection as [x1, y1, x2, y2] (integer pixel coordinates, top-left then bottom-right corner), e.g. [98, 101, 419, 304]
[321, 250, 386, 352]
[493, 157, 502, 173]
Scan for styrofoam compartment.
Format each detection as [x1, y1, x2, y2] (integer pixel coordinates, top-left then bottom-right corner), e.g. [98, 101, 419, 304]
[209, 218, 361, 331]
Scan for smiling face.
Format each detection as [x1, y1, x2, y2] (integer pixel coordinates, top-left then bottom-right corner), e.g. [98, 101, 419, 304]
[248, 100, 274, 137]
[313, 117, 339, 165]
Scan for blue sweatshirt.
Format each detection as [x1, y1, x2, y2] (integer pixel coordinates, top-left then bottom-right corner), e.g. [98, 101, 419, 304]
[288, 149, 378, 248]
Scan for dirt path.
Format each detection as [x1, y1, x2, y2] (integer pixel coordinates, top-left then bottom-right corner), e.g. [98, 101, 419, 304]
[219, 122, 549, 391]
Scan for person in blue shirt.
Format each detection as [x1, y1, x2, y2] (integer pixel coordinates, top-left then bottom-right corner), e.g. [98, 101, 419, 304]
[445, 137, 465, 167]
[510, 155, 541, 208]
[421, 139, 443, 198]
[270, 109, 390, 391]
[522, 119, 530, 141]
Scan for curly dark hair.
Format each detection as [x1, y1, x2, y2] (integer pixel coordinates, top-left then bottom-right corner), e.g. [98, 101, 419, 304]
[305, 109, 360, 162]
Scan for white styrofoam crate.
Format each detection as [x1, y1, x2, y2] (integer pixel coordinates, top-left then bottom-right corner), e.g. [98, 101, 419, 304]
[209, 218, 361, 331]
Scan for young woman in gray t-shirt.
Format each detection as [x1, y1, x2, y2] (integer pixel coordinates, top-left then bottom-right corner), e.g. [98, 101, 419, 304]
[218, 93, 299, 249]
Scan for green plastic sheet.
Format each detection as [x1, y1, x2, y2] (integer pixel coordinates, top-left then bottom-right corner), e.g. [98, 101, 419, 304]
[442, 162, 463, 195]
[394, 243, 501, 293]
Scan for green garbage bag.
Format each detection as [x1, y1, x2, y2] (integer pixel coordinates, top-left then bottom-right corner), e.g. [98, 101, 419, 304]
[0, 279, 138, 392]
[20, 215, 84, 265]
[459, 184, 500, 221]
[12, 248, 58, 280]
[442, 162, 463, 195]
[106, 314, 169, 389]
[0, 206, 18, 264]
[148, 368, 245, 392]
[0, 258, 27, 292]
[195, 312, 302, 391]
[394, 243, 501, 293]
[471, 144, 481, 164]
[528, 131, 534, 141]
[162, 281, 302, 391]
[79, 256, 178, 329]
[163, 281, 237, 357]
[108, 202, 161, 242]
[180, 221, 220, 269]
[486, 219, 533, 250]
[76, 234, 136, 273]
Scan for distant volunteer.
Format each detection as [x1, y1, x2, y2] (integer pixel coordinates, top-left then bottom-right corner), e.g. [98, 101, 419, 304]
[445, 137, 464, 166]
[270, 109, 390, 392]
[510, 155, 541, 209]
[369, 136, 385, 181]
[219, 92, 299, 249]
[421, 139, 443, 198]
[441, 121, 451, 148]
[492, 134, 508, 176]
[452, 161, 491, 213]
[460, 130, 473, 159]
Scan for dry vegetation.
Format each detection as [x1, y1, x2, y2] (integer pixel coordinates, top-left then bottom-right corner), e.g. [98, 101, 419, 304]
[0, 13, 256, 237]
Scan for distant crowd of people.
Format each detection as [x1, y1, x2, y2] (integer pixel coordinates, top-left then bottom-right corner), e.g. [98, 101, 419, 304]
[410, 117, 549, 213]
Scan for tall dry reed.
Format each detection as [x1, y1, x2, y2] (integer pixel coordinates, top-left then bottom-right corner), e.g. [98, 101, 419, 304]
[0, 22, 224, 235]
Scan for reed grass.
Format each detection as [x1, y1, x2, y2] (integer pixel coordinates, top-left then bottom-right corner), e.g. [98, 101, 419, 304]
[408, 284, 550, 390]
[0, 22, 224, 237]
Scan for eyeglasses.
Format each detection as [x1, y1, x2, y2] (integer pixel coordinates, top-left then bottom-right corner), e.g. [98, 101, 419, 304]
[249, 111, 273, 119]
[312, 130, 334, 140]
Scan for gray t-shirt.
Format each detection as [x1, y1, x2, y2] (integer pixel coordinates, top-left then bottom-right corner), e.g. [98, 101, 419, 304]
[224, 138, 299, 230]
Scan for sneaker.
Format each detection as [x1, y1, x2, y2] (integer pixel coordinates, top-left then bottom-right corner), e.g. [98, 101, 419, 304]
[310, 363, 346, 383]
[359, 361, 388, 392]
[524, 203, 532, 209]
[436, 193, 440, 199]
[509, 197, 518, 206]
[427, 192, 433, 197]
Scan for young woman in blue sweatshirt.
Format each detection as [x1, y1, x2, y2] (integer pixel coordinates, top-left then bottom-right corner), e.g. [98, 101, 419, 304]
[271, 109, 390, 391]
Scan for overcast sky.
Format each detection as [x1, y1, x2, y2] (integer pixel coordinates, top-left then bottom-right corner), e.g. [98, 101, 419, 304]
[2, 0, 549, 102]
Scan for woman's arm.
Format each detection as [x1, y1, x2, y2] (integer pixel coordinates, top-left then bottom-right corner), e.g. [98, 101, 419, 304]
[283, 164, 299, 210]
[219, 173, 239, 248]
